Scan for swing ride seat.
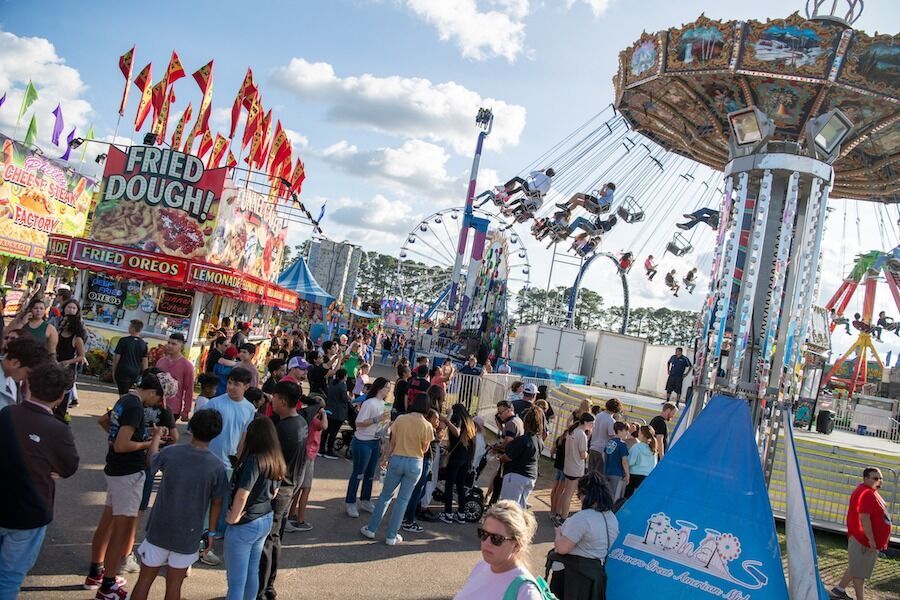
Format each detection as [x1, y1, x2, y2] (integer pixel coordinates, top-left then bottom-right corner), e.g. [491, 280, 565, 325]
[616, 195, 645, 223]
[665, 232, 693, 257]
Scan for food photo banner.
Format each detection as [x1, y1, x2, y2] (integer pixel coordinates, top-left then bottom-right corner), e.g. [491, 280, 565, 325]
[93, 145, 226, 259]
[0, 133, 95, 260]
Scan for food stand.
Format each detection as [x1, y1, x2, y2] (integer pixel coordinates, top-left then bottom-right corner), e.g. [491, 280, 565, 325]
[0, 133, 95, 314]
[44, 144, 298, 370]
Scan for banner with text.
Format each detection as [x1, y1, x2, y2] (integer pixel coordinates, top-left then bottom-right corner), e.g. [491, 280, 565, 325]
[92, 145, 227, 259]
[0, 133, 95, 260]
[605, 394, 789, 599]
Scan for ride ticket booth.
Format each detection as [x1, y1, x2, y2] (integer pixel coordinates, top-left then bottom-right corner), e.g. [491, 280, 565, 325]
[43, 143, 298, 373]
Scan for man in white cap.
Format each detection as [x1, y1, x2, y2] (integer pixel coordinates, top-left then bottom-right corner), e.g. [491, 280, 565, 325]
[512, 383, 538, 418]
[283, 356, 310, 393]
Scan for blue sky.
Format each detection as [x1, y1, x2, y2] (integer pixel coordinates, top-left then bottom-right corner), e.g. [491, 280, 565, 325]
[1, 0, 899, 357]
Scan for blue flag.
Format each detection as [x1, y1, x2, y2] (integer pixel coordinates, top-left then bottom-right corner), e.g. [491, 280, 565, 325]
[606, 394, 789, 599]
[316, 201, 326, 224]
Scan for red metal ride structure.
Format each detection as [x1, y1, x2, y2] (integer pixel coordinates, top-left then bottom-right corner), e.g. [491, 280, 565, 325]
[822, 247, 900, 395]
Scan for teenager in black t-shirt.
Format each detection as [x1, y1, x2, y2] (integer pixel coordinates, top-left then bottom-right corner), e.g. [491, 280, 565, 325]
[259, 381, 307, 599]
[112, 320, 149, 395]
[85, 372, 165, 597]
[225, 418, 286, 600]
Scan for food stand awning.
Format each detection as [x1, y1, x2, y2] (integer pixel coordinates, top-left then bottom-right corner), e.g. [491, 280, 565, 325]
[277, 258, 335, 306]
[350, 308, 379, 319]
[46, 234, 298, 311]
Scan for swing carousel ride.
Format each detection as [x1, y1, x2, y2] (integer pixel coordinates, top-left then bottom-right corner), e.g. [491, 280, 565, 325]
[392, 0, 898, 377]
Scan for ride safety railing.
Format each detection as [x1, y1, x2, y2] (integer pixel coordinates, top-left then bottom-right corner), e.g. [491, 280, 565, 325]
[825, 397, 900, 443]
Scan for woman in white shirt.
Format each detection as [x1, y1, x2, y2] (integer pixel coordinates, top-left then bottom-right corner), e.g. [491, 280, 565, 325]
[345, 377, 390, 518]
[557, 413, 594, 525]
[551, 471, 619, 599]
[455, 501, 545, 599]
[624, 425, 658, 498]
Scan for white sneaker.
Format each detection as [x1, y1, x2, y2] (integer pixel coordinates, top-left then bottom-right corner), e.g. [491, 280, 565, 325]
[200, 549, 221, 566]
[358, 500, 375, 513]
[346, 503, 360, 518]
[122, 552, 140, 573]
[385, 533, 403, 546]
[360, 526, 376, 539]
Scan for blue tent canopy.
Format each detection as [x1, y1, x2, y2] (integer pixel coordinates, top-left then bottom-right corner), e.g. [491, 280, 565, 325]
[350, 308, 379, 319]
[277, 259, 335, 306]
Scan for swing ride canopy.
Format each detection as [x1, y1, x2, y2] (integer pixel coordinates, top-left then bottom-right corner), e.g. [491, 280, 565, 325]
[613, 12, 899, 201]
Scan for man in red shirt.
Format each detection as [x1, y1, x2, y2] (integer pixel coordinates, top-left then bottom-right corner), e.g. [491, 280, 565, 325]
[155, 333, 195, 422]
[831, 467, 892, 600]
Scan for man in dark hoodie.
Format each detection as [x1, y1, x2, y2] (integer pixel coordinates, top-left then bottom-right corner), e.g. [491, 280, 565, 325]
[0, 361, 79, 597]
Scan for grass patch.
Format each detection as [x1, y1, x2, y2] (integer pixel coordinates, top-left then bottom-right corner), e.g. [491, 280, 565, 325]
[775, 524, 900, 596]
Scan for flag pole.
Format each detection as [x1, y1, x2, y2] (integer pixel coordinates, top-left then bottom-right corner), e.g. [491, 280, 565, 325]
[112, 113, 123, 145]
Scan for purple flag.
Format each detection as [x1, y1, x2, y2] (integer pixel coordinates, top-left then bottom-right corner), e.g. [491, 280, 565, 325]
[51, 104, 64, 146]
[0, 92, 6, 109]
[60, 128, 76, 161]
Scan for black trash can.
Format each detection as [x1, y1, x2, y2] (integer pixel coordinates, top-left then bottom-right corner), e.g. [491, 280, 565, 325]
[815, 409, 835, 435]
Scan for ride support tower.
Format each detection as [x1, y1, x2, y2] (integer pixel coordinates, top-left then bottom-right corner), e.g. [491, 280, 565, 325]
[449, 108, 493, 329]
[613, 1, 899, 474]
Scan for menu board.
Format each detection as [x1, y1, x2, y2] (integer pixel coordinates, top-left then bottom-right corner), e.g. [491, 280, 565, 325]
[156, 289, 194, 318]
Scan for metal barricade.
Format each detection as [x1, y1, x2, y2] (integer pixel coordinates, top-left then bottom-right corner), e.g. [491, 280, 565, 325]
[768, 447, 900, 541]
[446, 373, 483, 413]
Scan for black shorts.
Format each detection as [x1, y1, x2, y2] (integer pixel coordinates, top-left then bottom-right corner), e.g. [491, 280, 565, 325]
[665, 376, 684, 394]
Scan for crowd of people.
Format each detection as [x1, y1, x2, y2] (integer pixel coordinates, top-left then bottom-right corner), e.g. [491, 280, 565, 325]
[0, 293, 890, 599]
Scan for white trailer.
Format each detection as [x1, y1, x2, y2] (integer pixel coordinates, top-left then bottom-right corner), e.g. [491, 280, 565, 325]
[580, 330, 647, 392]
[511, 323, 585, 373]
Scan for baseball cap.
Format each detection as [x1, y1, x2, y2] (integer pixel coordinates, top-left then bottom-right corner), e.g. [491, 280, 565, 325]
[169, 332, 186, 343]
[56, 284, 71, 292]
[523, 383, 538, 395]
[288, 356, 310, 371]
[224, 346, 239, 360]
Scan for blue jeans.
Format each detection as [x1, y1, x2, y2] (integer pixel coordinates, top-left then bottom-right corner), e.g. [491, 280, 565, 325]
[381, 349, 390, 363]
[367, 456, 423, 540]
[139, 466, 154, 512]
[0, 526, 47, 600]
[404, 453, 432, 522]
[224, 512, 273, 600]
[345, 438, 381, 504]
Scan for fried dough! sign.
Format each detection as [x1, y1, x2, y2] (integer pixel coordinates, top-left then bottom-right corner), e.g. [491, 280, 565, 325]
[92, 145, 226, 259]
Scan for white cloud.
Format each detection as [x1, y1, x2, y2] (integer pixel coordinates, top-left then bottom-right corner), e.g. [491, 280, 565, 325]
[0, 28, 92, 152]
[565, 0, 613, 17]
[284, 127, 309, 151]
[320, 139, 453, 192]
[403, 0, 530, 62]
[270, 58, 526, 155]
[326, 193, 420, 243]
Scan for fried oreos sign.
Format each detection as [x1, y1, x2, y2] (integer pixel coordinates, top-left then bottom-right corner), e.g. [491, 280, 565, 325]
[101, 146, 226, 223]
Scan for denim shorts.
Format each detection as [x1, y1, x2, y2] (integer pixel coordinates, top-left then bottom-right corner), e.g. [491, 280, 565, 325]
[554, 468, 566, 482]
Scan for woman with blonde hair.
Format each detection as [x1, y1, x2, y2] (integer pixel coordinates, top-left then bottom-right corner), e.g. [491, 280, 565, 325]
[570, 398, 592, 425]
[455, 500, 547, 599]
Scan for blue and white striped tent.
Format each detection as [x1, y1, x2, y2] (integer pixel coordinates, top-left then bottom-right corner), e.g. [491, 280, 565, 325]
[277, 259, 335, 306]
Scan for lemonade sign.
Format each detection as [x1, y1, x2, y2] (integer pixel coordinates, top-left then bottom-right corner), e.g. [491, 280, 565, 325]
[0, 133, 95, 260]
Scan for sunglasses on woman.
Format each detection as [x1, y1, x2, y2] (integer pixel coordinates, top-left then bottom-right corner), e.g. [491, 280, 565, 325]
[477, 528, 515, 546]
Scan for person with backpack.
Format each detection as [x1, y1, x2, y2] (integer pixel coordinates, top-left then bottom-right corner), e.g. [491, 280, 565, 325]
[548, 471, 619, 599]
[455, 500, 550, 599]
[406, 365, 430, 410]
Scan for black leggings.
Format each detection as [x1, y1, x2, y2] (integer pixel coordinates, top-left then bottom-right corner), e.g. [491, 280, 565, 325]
[322, 418, 344, 454]
[623, 474, 646, 499]
[443, 460, 469, 513]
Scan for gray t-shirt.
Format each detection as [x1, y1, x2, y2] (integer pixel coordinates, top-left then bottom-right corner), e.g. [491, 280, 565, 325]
[559, 509, 619, 560]
[564, 428, 589, 477]
[589, 411, 616, 452]
[145, 444, 230, 554]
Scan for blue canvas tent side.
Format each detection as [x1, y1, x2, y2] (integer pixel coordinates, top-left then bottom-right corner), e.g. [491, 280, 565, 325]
[277, 259, 335, 306]
[606, 394, 789, 599]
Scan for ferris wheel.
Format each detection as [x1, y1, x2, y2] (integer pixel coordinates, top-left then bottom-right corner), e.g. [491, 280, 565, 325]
[396, 206, 532, 307]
